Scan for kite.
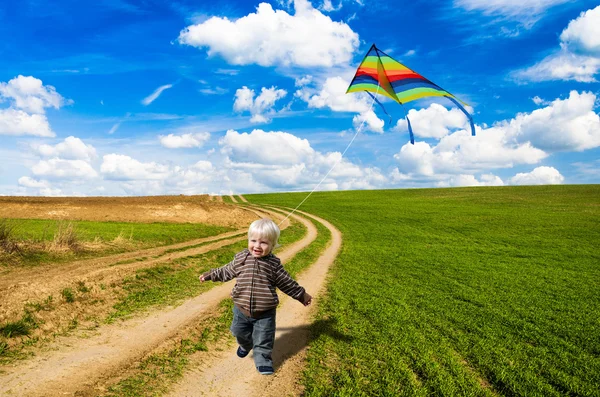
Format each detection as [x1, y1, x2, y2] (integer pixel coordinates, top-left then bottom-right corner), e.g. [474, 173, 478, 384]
[346, 43, 475, 144]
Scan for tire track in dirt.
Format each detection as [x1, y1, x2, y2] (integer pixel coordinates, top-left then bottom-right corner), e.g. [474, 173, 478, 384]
[165, 208, 342, 397]
[229, 195, 238, 203]
[0, 210, 316, 397]
[238, 195, 249, 203]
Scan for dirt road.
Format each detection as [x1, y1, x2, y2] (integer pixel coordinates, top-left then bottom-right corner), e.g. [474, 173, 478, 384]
[165, 209, 342, 397]
[0, 209, 322, 397]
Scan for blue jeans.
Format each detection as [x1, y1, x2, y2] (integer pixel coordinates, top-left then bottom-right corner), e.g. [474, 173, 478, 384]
[230, 305, 276, 368]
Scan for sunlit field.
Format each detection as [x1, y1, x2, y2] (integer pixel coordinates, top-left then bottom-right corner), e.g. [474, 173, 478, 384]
[247, 185, 600, 396]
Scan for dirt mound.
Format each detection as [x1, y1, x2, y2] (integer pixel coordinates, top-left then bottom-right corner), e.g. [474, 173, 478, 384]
[0, 195, 254, 227]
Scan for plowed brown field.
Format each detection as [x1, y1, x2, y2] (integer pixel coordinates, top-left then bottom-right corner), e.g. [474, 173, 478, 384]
[0, 195, 255, 227]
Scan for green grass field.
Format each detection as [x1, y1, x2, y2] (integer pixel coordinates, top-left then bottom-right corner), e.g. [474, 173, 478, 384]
[5, 218, 233, 244]
[0, 219, 234, 267]
[246, 185, 600, 397]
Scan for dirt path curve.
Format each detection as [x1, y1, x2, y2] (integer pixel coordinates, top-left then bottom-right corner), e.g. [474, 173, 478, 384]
[237, 195, 249, 203]
[0, 211, 316, 397]
[229, 195, 238, 203]
[166, 209, 342, 397]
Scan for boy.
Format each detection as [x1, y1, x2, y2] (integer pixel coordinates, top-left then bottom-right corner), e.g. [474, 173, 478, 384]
[199, 218, 312, 375]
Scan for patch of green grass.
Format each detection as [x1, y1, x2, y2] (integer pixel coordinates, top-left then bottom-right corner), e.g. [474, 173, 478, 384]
[1, 219, 234, 267]
[247, 185, 600, 396]
[7, 219, 232, 244]
[0, 340, 8, 355]
[0, 320, 30, 338]
[76, 281, 90, 293]
[0, 218, 20, 254]
[61, 288, 76, 303]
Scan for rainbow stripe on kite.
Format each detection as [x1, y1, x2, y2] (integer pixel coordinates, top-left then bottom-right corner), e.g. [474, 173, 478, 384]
[346, 44, 475, 144]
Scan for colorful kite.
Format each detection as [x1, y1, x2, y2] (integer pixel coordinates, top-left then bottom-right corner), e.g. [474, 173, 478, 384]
[346, 44, 475, 144]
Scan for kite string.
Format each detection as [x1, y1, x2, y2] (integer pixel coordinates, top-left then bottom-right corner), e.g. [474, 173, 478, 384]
[277, 93, 376, 226]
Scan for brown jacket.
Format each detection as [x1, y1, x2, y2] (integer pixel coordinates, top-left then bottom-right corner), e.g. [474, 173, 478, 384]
[202, 249, 305, 316]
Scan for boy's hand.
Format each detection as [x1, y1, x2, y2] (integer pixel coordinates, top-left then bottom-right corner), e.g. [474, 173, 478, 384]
[302, 292, 312, 306]
[199, 274, 206, 282]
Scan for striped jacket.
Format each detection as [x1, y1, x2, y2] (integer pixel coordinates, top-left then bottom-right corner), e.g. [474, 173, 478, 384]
[203, 249, 305, 316]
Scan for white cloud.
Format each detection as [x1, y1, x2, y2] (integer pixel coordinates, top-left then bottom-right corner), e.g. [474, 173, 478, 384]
[16, 177, 64, 196]
[39, 187, 64, 196]
[31, 158, 98, 180]
[141, 84, 173, 105]
[101, 154, 171, 181]
[297, 75, 384, 131]
[215, 69, 239, 75]
[108, 122, 121, 134]
[295, 75, 313, 87]
[36, 136, 97, 161]
[18, 176, 50, 189]
[505, 91, 600, 152]
[219, 129, 385, 190]
[233, 86, 287, 123]
[509, 166, 564, 185]
[301, 76, 368, 112]
[198, 87, 228, 95]
[0, 75, 69, 114]
[393, 124, 547, 177]
[220, 129, 314, 165]
[159, 131, 210, 148]
[514, 6, 600, 82]
[388, 90, 600, 186]
[514, 51, 600, 83]
[454, 0, 570, 27]
[392, 91, 599, 180]
[0, 75, 69, 137]
[190, 160, 213, 172]
[532, 96, 548, 106]
[436, 173, 504, 187]
[320, 0, 341, 12]
[178, 0, 359, 68]
[0, 108, 54, 137]
[352, 110, 384, 133]
[560, 6, 600, 56]
[394, 103, 469, 139]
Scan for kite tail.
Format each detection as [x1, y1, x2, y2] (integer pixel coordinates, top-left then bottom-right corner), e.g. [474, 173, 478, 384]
[366, 92, 393, 126]
[446, 96, 476, 136]
[406, 115, 414, 145]
[400, 103, 415, 145]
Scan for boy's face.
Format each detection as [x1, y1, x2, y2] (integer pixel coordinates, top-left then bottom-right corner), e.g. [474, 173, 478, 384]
[248, 233, 273, 258]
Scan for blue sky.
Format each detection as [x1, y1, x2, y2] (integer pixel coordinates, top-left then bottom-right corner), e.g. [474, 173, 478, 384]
[1, 0, 599, 196]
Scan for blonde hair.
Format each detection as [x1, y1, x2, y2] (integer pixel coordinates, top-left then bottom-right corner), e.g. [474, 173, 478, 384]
[248, 218, 280, 247]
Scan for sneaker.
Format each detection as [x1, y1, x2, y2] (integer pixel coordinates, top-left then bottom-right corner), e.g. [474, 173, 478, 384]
[257, 366, 274, 375]
[236, 346, 249, 358]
